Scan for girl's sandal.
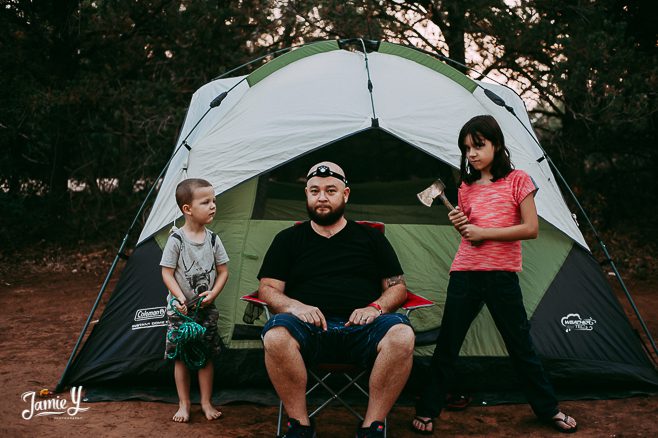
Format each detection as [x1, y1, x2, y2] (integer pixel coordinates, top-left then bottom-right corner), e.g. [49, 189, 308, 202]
[549, 413, 578, 434]
[411, 416, 434, 435]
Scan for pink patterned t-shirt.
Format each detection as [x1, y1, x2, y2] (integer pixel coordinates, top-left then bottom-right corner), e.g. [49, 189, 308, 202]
[450, 169, 538, 272]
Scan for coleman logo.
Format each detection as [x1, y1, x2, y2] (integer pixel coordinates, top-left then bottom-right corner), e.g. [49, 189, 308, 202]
[134, 307, 166, 321]
[561, 313, 597, 333]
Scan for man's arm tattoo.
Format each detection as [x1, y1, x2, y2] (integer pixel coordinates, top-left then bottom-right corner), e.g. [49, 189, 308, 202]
[385, 275, 406, 289]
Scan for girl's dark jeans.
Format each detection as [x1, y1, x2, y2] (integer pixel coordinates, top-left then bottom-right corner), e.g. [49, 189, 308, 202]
[415, 271, 559, 419]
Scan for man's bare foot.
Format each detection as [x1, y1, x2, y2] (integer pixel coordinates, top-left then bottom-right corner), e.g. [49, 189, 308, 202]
[172, 403, 190, 423]
[551, 412, 578, 433]
[201, 402, 223, 421]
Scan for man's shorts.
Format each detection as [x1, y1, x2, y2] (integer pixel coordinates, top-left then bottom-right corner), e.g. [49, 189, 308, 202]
[261, 313, 411, 367]
[165, 305, 222, 360]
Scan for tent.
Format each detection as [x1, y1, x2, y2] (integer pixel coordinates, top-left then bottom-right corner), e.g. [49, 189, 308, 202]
[57, 39, 658, 401]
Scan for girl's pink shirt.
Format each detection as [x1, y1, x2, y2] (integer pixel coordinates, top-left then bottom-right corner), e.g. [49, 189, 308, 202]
[450, 170, 538, 272]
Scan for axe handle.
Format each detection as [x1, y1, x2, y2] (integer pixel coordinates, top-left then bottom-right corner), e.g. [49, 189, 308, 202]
[437, 194, 455, 211]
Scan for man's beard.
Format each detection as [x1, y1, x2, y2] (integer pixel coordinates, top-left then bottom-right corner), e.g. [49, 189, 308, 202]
[307, 201, 346, 226]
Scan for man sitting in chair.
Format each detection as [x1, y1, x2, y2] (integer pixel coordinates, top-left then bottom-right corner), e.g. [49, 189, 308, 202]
[258, 161, 415, 438]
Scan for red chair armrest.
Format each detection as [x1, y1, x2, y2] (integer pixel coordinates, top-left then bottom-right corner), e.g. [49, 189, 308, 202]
[240, 291, 268, 307]
[402, 291, 434, 311]
[355, 220, 385, 233]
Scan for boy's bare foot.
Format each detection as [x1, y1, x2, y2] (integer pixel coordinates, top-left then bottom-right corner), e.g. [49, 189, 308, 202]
[172, 403, 190, 423]
[201, 403, 223, 421]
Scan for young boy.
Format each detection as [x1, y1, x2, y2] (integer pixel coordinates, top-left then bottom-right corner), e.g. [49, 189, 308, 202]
[160, 178, 229, 423]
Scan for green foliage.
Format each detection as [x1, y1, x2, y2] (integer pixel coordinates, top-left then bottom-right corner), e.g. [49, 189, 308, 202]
[486, 0, 658, 227]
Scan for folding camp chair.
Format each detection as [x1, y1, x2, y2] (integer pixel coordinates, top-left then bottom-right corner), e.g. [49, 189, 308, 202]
[241, 221, 434, 437]
[242, 290, 432, 437]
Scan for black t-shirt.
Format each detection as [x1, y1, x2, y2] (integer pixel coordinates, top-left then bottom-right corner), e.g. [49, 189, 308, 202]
[257, 221, 404, 318]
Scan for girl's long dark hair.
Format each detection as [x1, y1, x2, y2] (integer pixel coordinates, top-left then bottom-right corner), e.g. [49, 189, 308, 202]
[458, 115, 513, 184]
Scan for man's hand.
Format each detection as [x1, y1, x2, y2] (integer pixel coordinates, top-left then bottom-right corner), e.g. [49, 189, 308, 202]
[345, 306, 381, 326]
[290, 302, 328, 331]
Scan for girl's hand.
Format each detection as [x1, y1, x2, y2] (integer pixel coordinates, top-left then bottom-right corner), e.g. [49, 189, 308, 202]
[459, 224, 485, 241]
[448, 207, 468, 229]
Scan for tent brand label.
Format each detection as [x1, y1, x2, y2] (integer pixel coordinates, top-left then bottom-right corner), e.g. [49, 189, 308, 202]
[132, 306, 167, 330]
[561, 313, 597, 332]
[21, 386, 89, 420]
[134, 307, 166, 321]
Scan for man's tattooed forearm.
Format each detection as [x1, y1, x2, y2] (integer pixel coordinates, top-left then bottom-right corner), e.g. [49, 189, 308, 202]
[385, 275, 406, 288]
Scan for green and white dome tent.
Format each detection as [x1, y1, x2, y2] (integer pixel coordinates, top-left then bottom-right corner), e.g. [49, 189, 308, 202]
[58, 39, 657, 401]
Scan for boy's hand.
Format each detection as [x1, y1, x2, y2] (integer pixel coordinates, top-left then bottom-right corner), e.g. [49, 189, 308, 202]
[198, 291, 218, 307]
[174, 299, 188, 315]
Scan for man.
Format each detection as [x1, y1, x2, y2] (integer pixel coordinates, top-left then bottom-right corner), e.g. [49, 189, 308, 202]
[258, 161, 415, 438]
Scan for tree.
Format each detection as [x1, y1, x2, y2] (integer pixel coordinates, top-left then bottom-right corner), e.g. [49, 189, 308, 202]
[0, 0, 284, 246]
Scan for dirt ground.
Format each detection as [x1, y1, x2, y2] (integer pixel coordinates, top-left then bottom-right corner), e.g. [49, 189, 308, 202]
[0, 260, 657, 437]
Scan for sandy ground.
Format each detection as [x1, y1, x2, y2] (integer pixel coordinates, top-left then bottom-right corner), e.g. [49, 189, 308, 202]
[0, 268, 657, 437]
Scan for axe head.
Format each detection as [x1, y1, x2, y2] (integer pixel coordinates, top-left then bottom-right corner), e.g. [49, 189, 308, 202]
[417, 179, 447, 207]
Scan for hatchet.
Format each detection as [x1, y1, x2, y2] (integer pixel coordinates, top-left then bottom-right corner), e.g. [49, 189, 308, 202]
[417, 179, 482, 246]
[417, 179, 455, 210]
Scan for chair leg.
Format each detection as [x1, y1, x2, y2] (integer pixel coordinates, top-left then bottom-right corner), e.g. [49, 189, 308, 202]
[308, 369, 365, 421]
[276, 399, 284, 437]
[306, 371, 332, 396]
[342, 373, 368, 397]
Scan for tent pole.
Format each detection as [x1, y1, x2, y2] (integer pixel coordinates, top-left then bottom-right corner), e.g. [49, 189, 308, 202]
[56, 99, 227, 392]
[480, 86, 658, 358]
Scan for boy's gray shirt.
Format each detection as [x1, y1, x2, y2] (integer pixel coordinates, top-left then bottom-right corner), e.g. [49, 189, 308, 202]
[160, 228, 229, 307]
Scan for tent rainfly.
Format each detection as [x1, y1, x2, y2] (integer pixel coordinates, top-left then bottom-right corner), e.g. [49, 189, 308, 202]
[57, 39, 658, 402]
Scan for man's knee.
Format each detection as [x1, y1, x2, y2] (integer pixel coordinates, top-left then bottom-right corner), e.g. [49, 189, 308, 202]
[262, 326, 298, 353]
[379, 323, 415, 356]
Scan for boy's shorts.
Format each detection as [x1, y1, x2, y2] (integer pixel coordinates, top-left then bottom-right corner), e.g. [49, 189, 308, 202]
[165, 305, 222, 360]
[261, 313, 411, 367]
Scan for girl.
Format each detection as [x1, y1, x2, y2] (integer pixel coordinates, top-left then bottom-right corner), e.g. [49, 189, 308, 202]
[411, 115, 578, 435]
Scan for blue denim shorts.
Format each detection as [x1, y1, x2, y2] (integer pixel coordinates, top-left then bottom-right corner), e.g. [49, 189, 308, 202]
[261, 313, 411, 367]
